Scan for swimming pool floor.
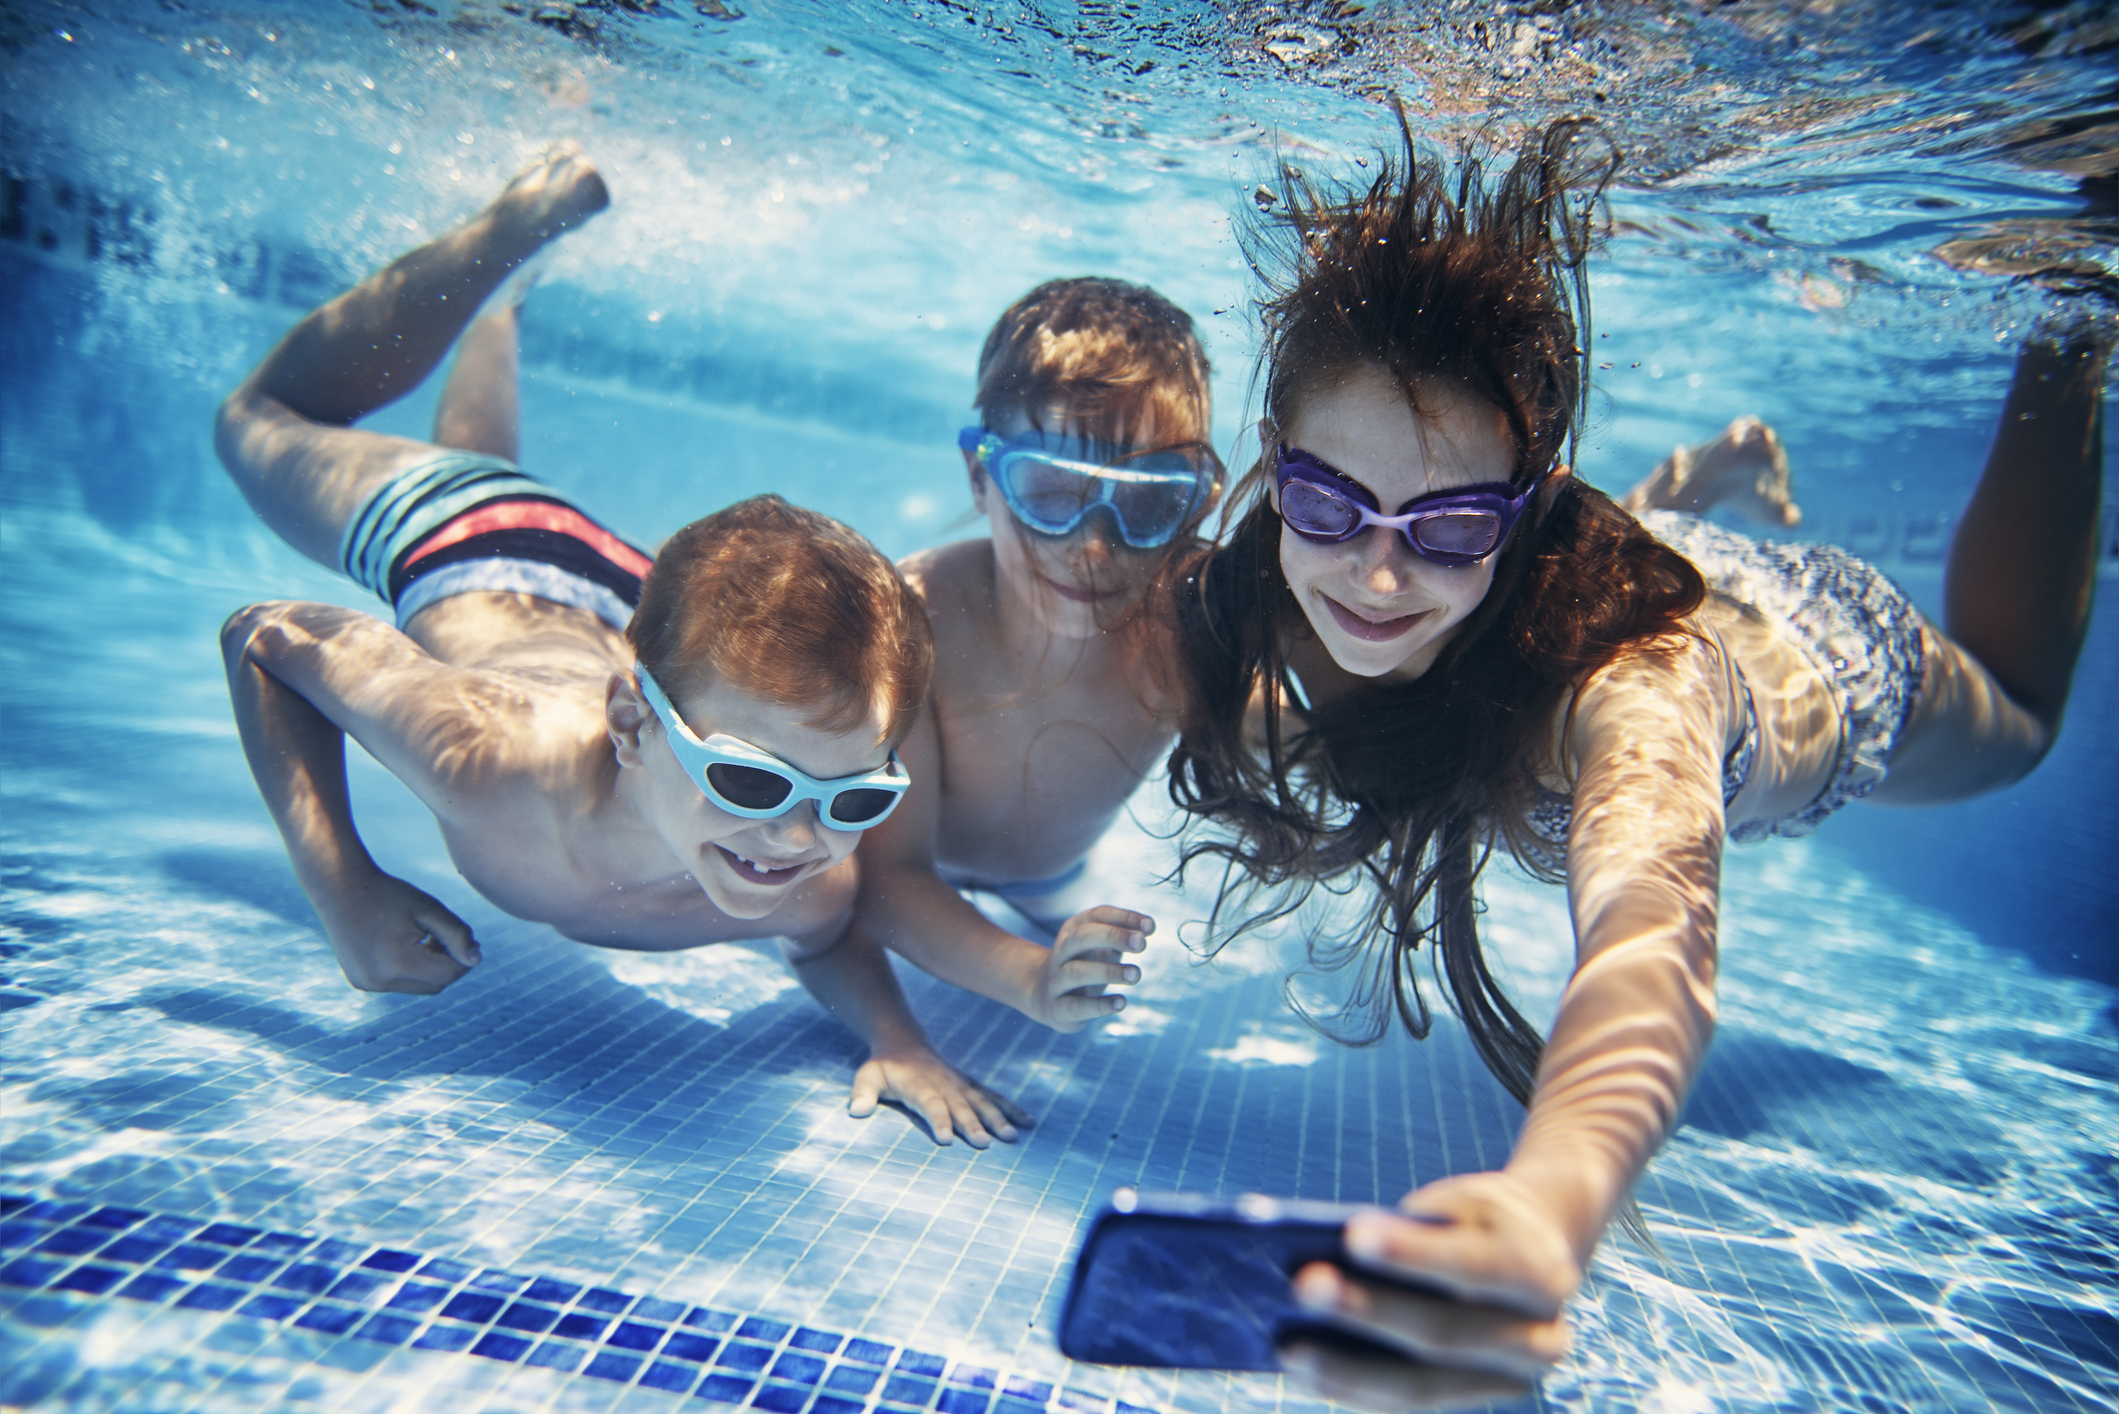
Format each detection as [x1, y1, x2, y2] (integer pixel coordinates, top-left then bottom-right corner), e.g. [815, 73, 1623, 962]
[3, 512, 2116, 1414]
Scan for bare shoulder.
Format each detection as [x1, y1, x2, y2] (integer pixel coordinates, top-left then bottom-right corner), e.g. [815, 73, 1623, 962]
[228, 599, 605, 809]
[899, 539, 995, 615]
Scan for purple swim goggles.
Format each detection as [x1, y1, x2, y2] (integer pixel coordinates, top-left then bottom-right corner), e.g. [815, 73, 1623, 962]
[1273, 444, 1544, 566]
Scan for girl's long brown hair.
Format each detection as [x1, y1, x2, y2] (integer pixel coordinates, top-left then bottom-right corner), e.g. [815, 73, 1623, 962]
[1163, 115, 1706, 1171]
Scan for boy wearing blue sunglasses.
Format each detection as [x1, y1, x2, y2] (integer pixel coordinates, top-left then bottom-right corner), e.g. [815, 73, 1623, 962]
[215, 150, 1029, 1148]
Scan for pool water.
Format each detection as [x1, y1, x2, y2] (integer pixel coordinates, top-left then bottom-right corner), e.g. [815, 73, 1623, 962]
[2, 2, 2115, 1411]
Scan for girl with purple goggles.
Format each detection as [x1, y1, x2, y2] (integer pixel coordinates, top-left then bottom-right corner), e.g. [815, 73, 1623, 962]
[1273, 443, 1544, 565]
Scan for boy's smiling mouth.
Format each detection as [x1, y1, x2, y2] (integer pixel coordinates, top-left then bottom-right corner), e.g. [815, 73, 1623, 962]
[1321, 593, 1430, 642]
[714, 846, 809, 885]
[1041, 572, 1121, 604]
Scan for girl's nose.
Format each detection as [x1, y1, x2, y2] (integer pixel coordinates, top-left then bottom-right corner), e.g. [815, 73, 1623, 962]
[1353, 526, 1413, 593]
[758, 802, 821, 850]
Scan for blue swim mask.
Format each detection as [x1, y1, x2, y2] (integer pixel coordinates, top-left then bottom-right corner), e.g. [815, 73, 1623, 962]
[959, 427, 1222, 549]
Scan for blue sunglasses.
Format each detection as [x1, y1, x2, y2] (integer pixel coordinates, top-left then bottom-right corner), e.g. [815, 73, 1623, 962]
[960, 427, 1222, 549]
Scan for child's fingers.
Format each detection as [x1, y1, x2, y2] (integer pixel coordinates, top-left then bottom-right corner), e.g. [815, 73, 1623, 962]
[960, 1086, 1019, 1143]
[1057, 957, 1140, 994]
[982, 1085, 1036, 1130]
[1053, 991, 1126, 1026]
[1056, 908, 1154, 959]
[1291, 1262, 1567, 1381]
[415, 906, 480, 967]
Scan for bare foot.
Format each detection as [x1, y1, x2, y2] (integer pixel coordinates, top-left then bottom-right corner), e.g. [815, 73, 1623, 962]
[1620, 416, 1801, 527]
[487, 143, 610, 249]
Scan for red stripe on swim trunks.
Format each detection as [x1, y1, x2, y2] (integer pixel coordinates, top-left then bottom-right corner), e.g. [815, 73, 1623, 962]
[404, 501, 653, 577]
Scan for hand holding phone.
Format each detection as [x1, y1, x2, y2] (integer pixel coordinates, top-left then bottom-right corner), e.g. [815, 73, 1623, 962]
[1057, 1189, 1450, 1370]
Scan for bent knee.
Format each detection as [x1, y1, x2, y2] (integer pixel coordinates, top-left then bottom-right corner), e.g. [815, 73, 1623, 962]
[219, 601, 297, 667]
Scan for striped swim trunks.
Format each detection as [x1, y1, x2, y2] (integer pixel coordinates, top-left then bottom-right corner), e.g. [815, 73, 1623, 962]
[338, 451, 654, 632]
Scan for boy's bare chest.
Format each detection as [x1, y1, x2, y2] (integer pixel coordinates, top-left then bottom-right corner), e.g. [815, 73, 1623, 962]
[929, 669, 1173, 878]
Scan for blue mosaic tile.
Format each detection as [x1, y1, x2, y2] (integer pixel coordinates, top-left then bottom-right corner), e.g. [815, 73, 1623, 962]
[175, 1282, 245, 1312]
[607, 1319, 667, 1352]
[641, 1359, 701, 1393]
[471, 1330, 533, 1362]
[524, 1277, 581, 1304]
[116, 1272, 186, 1302]
[582, 1350, 643, 1383]
[577, 1286, 633, 1314]
[157, 1243, 225, 1272]
[1116, 1403, 1155, 1414]
[700, 1374, 759, 1404]
[441, 1291, 505, 1323]
[295, 1303, 363, 1335]
[237, 1292, 303, 1321]
[252, 1231, 313, 1257]
[22, 1202, 90, 1224]
[738, 1316, 794, 1343]
[665, 1331, 720, 1362]
[272, 1262, 340, 1295]
[882, 1376, 938, 1406]
[37, 1227, 107, 1256]
[824, 1366, 879, 1395]
[772, 1352, 826, 1385]
[553, 1311, 609, 1340]
[101, 1234, 172, 1264]
[324, 1271, 390, 1302]
[527, 1340, 587, 1372]
[416, 1257, 474, 1283]
[0, 1198, 1164, 1414]
[310, 1237, 367, 1265]
[194, 1223, 260, 1247]
[361, 1248, 420, 1273]
[753, 1384, 811, 1414]
[413, 1323, 477, 1353]
[495, 1300, 558, 1333]
[217, 1254, 282, 1284]
[355, 1313, 420, 1345]
[719, 1340, 777, 1373]
[54, 1264, 126, 1296]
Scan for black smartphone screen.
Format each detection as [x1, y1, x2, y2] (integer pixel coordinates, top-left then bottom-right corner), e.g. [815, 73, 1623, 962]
[1057, 1191, 1434, 1370]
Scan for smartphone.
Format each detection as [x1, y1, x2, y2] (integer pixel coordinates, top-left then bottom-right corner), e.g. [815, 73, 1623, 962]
[1057, 1189, 1445, 1370]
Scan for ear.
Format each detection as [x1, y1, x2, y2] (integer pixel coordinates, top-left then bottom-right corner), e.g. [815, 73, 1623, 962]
[1537, 463, 1573, 516]
[607, 671, 651, 767]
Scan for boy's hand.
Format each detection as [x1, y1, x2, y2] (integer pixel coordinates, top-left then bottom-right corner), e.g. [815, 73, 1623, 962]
[1277, 1170, 1577, 1410]
[317, 866, 480, 995]
[1030, 907, 1152, 1033]
[848, 1048, 1035, 1149]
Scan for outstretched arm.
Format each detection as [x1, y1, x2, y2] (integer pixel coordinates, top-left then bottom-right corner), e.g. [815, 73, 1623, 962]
[852, 695, 1149, 1032]
[1284, 635, 1734, 1407]
[221, 601, 489, 993]
[781, 917, 1032, 1148]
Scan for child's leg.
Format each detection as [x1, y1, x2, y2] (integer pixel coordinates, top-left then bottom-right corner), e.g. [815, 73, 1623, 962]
[431, 306, 522, 463]
[1618, 416, 1802, 527]
[1869, 332, 2107, 804]
[213, 149, 605, 570]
